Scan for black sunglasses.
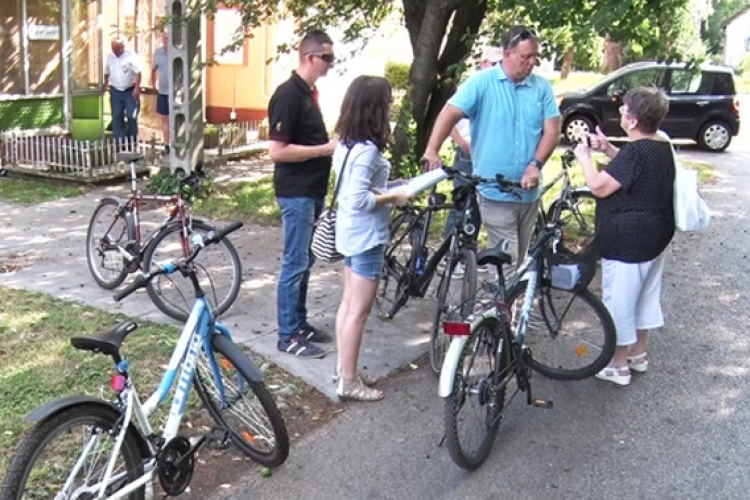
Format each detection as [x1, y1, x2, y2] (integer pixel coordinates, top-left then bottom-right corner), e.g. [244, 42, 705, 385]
[308, 52, 335, 63]
[506, 28, 538, 49]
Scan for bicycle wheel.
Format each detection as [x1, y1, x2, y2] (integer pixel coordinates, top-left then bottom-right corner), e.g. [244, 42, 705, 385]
[430, 246, 477, 375]
[194, 334, 289, 467]
[375, 209, 420, 320]
[86, 196, 132, 290]
[506, 280, 616, 380]
[548, 190, 597, 255]
[1, 404, 144, 500]
[444, 317, 510, 471]
[144, 220, 242, 321]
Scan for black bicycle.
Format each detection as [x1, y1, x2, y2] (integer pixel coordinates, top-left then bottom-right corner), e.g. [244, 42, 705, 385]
[376, 167, 522, 375]
[439, 194, 616, 470]
[537, 145, 597, 255]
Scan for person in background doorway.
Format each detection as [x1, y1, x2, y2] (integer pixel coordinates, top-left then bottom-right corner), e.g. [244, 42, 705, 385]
[268, 29, 338, 359]
[105, 37, 142, 146]
[151, 30, 170, 154]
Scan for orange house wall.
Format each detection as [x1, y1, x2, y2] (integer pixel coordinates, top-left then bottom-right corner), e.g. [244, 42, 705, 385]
[205, 17, 276, 124]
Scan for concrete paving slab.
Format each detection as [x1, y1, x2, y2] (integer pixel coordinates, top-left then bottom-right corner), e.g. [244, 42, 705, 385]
[0, 188, 438, 400]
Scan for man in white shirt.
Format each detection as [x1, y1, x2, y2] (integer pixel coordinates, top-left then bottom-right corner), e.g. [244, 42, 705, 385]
[104, 37, 142, 144]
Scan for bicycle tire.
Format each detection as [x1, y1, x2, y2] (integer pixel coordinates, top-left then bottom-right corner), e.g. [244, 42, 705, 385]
[506, 280, 616, 380]
[194, 334, 289, 467]
[143, 220, 242, 321]
[444, 317, 510, 471]
[1, 404, 144, 500]
[375, 209, 420, 320]
[430, 246, 477, 375]
[547, 190, 597, 256]
[86, 196, 132, 290]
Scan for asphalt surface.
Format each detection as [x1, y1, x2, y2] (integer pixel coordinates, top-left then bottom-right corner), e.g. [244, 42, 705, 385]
[207, 142, 750, 500]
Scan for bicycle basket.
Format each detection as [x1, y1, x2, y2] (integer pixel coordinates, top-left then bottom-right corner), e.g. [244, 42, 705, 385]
[544, 243, 598, 293]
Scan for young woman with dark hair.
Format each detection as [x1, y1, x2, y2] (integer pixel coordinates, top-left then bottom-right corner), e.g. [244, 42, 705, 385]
[332, 76, 410, 401]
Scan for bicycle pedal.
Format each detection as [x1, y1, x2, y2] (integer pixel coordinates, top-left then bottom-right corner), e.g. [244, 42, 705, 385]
[532, 398, 553, 409]
[206, 428, 232, 450]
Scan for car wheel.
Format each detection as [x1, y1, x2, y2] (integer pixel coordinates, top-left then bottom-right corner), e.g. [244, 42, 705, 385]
[563, 115, 595, 144]
[697, 121, 731, 152]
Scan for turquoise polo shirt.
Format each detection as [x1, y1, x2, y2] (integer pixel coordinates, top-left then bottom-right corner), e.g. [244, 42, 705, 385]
[448, 65, 560, 203]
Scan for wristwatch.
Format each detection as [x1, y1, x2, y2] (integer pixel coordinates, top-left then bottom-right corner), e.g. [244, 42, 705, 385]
[529, 158, 543, 169]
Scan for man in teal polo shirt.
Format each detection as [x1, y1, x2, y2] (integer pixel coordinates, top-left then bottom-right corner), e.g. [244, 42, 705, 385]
[422, 25, 560, 270]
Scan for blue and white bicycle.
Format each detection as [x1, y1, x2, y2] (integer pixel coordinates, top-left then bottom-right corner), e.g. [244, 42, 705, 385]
[1, 222, 289, 499]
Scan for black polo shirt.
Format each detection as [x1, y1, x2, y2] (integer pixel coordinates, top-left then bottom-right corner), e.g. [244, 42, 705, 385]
[268, 73, 331, 199]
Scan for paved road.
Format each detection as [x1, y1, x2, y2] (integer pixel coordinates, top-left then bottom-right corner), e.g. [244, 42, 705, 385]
[209, 141, 750, 500]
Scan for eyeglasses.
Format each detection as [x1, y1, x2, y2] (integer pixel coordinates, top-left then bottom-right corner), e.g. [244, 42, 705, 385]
[307, 52, 335, 63]
[506, 28, 538, 49]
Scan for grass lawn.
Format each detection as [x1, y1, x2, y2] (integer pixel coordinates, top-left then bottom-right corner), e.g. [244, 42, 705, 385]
[0, 177, 89, 204]
[0, 287, 183, 479]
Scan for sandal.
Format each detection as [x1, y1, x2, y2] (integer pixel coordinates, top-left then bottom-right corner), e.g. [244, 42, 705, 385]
[595, 366, 631, 386]
[332, 363, 378, 386]
[627, 352, 648, 373]
[336, 375, 384, 402]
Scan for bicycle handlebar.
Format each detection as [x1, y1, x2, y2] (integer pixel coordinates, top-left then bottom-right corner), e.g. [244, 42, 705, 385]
[113, 221, 244, 303]
[441, 165, 524, 192]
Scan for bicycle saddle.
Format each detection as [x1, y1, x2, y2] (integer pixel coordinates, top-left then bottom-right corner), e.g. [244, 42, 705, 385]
[70, 321, 138, 358]
[477, 241, 512, 268]
[117, 152, 145, 164]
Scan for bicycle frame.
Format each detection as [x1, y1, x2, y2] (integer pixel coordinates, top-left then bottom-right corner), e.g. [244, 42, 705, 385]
[66, 296, 235, 500]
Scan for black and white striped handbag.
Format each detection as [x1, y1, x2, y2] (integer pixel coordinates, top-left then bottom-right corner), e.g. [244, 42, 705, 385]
[311, 147, 351, 263]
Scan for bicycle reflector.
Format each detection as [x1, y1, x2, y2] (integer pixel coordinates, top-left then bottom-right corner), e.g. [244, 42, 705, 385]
[443, 321, 471, 336]
[111, 373, 127, 393]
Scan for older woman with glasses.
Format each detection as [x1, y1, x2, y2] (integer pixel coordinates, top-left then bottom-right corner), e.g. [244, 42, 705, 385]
[574, 86, 676, 386]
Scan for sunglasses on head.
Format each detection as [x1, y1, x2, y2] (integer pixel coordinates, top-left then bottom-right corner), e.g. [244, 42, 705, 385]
[308, 52, 335, 63]
[506, 28, 538, 48]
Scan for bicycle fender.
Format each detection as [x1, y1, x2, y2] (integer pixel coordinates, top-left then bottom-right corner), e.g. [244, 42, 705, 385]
[438, 336, 469, 398]
[27, 395, 117, 423]
[27, 396, 154, 459]
[212, 333, 265, 382]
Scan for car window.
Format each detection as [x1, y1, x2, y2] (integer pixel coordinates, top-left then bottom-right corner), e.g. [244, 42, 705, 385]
[711, 73, 735, 95]
[606, 69, 666, 96]
[669, 69, 702, 94]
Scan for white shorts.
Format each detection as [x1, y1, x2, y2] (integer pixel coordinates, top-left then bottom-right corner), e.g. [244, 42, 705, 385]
[601, 253, 667, 346]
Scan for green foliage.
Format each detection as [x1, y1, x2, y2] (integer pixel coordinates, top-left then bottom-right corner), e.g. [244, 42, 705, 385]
[385, 61, 411, 90]
[738, 51, 750, 74]
[703, 0, 750, 55]
[146, 169, 182, 195]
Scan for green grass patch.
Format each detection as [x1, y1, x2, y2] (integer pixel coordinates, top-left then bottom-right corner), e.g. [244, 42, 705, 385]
[0, 177, 89, 204]
[0, 287, 181, 479]
[194, 176, 281, 225]
[550, 71, 604, 94]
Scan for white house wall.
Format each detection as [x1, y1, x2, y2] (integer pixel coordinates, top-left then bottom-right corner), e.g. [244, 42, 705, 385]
[725, 10, 750, 68]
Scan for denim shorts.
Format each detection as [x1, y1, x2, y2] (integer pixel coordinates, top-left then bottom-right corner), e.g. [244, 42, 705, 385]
[344, 244, 386, 281]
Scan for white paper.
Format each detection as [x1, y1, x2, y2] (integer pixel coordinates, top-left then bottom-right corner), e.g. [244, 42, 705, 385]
[388, 169, 448, 196]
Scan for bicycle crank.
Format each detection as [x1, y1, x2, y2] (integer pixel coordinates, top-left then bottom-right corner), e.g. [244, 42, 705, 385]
[157, 436, 195, 496]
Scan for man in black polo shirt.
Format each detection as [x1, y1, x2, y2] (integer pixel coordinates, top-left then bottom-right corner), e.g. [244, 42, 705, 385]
[268, 30, 337, 359]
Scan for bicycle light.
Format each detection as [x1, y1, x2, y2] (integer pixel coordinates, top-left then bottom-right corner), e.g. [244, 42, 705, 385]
[111, 373, 127, 393]
[443, 321, 471, 336]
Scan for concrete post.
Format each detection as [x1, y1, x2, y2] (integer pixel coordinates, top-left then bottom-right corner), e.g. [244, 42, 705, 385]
[167, 0, 203, 175]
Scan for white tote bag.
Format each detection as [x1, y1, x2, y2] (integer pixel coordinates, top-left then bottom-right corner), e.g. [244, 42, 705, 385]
[658, 130, 711, 232]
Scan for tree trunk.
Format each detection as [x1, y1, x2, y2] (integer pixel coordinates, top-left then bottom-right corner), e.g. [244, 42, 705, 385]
[560, 46, 574, 79]
[602, 32, 622, 74]
[392, 0, 487, 173]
